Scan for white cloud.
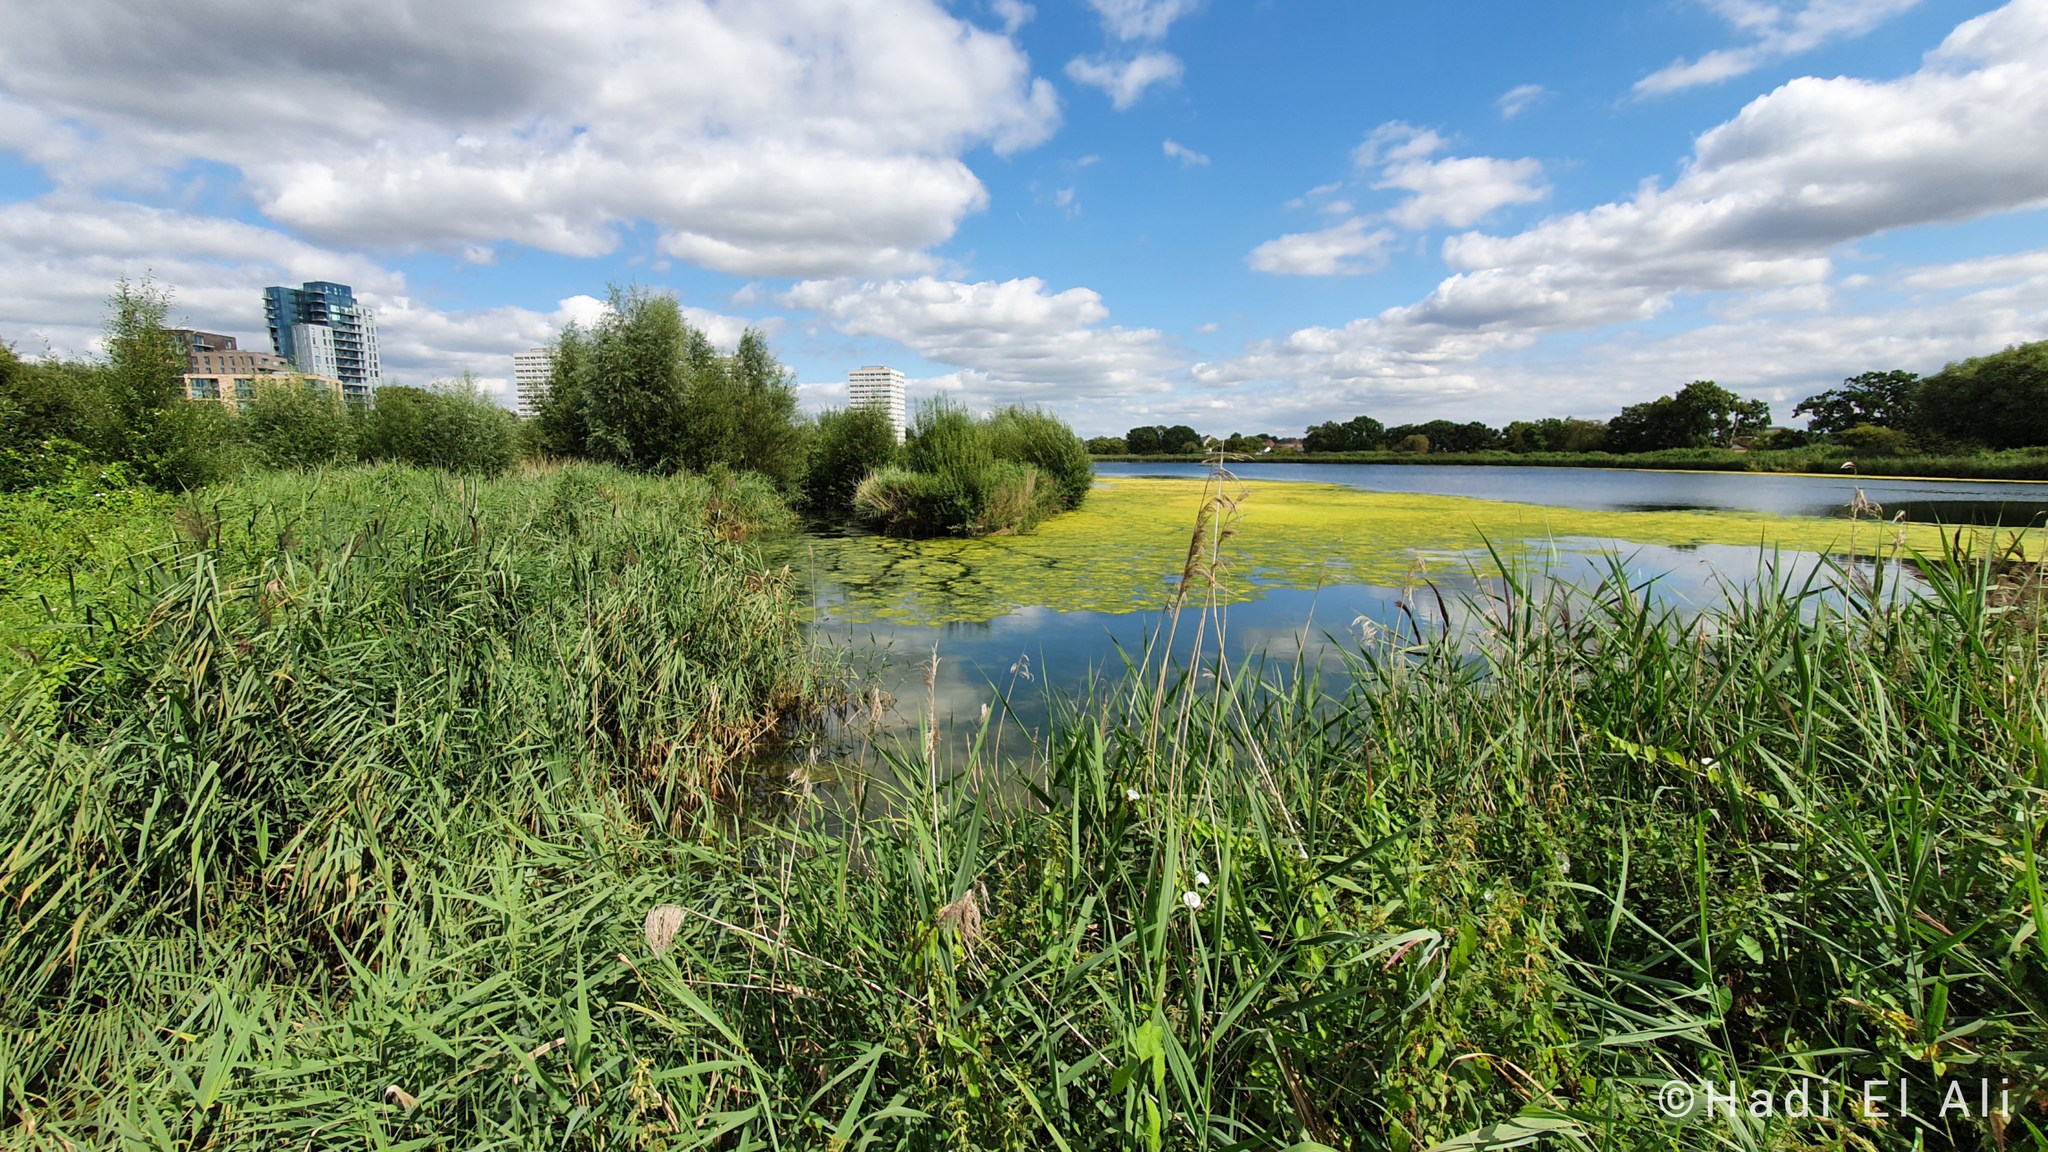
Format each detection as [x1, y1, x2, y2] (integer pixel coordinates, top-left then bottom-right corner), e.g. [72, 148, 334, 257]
[1246, 219, 1396, 277]
[990, 0, 1034, 34]
[0, 0, 1061, 277]
[1377, 155, 1548, 230]
[1497, 84, 1549, 119]
[1066, 53, 1184, 109]
[1209, 1, 2048, 419]
[1636, 0, 1923, 96]
[1163, 139, 1210, 166]
[1898, 247, 2048, 290]
[1082, 0, 1199, 41]
[782, 276, 1181, 405]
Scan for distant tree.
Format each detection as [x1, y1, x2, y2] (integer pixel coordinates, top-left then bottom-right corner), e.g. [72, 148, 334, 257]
[1794, 370, 1920, 435]
[1606, 381, 1768, 453]
[1384, 420, 1498, 453]
[1160, 424, 1203, 454]
[1125, 426, 1163, 455]
[1304, 414, 1385, 453]
[1084, 435, 1127, 454]
[1394, 433, 1430, 454]
[1915, 341, 2048, 449]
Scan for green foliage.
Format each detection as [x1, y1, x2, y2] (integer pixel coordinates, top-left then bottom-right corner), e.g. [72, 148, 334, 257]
[852, 399, 1088, 537]
[1502, 416, 1608, 453]
[1304, 414, 1385, 452]
[104, 279, 236, 489]
[1393, 432, 1431, 454]
[358, 376, 519, 474]
[5, 477, 2045, 1148]
[1916, 340, 2048, 449]
[986, 405, 1093, 510]
[1124, 424, 1202, 455]
[237, 376, 354, 469]
[535, 291, 807, 486]
[1795, 369, 1921, 435]
[801, 405, 899, 516]
[1833, 422, 1915, 456]
[1085, 435, 1127, 454]
[1385, 418, 1501, 453]
[1607, 380, 1771, 453]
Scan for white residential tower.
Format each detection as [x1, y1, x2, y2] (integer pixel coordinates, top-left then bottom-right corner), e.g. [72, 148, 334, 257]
[848, 365, 907, 441]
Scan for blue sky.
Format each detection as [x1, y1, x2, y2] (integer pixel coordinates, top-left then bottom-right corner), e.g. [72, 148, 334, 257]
[1, 0, 2044, 436]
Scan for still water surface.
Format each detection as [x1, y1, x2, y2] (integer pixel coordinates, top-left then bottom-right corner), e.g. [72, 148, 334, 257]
[1094, 460, 2048, 525]
[796, 461, 2013, 765]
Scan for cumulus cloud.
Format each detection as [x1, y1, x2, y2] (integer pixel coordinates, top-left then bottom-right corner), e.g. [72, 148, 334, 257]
[1082, 0, 1199, 41]
[1497, 84, 1549, 119]
[989, 0, 1034, 34]
[1211, 1, 2048, 418]
[783, 276, 1181, 403]
[1066, 53, 1184, 109]
[0, 0, 1061, 276]
[1249, 122, 1544, 274]
[1163, 139, 1210, 166]
[1246, 219, 1396, 277]
[1636, 0, 1923, 96]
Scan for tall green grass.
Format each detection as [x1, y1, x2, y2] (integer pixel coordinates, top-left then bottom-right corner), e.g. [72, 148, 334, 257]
[2, 463, 2045, 1148]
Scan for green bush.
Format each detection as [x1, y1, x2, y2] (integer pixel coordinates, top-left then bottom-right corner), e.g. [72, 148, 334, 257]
[237, 376, 353, 469]
[801, 405, 898, 517]
[1833, 422, 1914, 456]
[358, 377, 519, 474]
[987, 405, 1093, 511]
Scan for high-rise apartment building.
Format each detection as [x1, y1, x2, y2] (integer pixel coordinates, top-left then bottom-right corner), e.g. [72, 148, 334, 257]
[263, 281, 382, 402]
[848, 365, 907, 441]
[514, 348, 554, 418]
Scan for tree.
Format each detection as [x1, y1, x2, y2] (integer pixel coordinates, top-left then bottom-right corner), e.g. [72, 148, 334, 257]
[1304, 414, 1385, 453]
[1915, 341, 2048, 449]
[1124, 426, 1163, 455]
[536, 289, 807, 483]
[1084, 435, 1127, 454]
[105, 278, 232, 488]
[1161, 425, 1203, 454]
[1793, 370, 1920, 435]
[1605, 381, 1767, 453]
[1383, 420, 1499, 454]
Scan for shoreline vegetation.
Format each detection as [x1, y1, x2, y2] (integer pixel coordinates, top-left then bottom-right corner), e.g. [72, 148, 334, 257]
[3, 462, 2046, 1148]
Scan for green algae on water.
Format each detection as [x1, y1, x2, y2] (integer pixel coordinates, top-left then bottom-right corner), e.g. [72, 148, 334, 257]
[789, 476, 1972, 626]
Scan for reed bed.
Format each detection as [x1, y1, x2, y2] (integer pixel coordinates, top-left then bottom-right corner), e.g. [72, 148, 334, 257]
[1, 463, 2045, 1149]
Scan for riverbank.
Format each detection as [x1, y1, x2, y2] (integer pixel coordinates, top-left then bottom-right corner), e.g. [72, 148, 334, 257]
[1094, 445, 2048, 481]
[3, 464, 2044, 1149]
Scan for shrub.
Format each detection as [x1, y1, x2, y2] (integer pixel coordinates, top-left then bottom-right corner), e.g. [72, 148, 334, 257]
[1085, 435, 1126, 455]
[987, 405, 1092, 511]
[801, 406, 898, 517]
[1834, 423, 1914, 456]
[359, 377, 519, 474]
[238, 377, 354, 469]
[1395, 433, 1431, 454]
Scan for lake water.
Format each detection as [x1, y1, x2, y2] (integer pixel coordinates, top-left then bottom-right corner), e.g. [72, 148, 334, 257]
[792, 461, 2035, 771]
[1095, 460, 2048, 525]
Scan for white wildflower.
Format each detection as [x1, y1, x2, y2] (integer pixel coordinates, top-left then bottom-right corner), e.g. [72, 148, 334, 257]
[1182, 891, 1203, 910]
[1194, 871, 1211, 888]
[1125, 788, 1141, 802]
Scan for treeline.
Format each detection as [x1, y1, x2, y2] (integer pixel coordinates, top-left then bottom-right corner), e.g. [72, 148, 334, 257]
[3, 281, 1097, 539]
[1, 281, 517, 491]
[523, 288, 1093, 537]
[1095, 340, 2048, 459]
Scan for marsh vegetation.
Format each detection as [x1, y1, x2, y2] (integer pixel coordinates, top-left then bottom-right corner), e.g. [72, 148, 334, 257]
[3, 454, 2047, 1150]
